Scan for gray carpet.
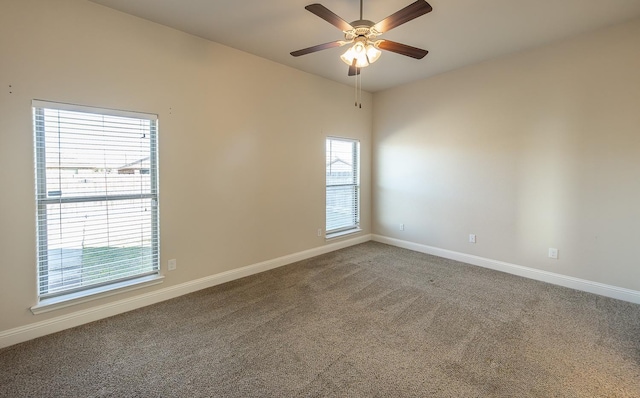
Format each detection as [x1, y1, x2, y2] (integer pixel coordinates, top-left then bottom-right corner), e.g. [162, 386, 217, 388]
[1, 242, 639, 397]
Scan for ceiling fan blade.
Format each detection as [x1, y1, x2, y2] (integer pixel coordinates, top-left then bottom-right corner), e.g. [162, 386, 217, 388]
[348, 61, 361, 76]
[290, 40, 347, 57]
[377, 40, 428, 59]
[305, 4, 354, 32]
[372, 0, 433, 34]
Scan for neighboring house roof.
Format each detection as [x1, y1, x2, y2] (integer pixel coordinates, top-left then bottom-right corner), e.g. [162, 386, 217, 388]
[326, 158, 352, 173]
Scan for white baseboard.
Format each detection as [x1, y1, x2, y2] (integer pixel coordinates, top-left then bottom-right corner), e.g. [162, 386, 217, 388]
[372, 234, 640, 305]
[0, 234, 371, 349]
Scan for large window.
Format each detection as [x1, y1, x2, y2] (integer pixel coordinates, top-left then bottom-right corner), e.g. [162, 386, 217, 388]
[326, 137, 360, 236]
[33, 100, 159, 301]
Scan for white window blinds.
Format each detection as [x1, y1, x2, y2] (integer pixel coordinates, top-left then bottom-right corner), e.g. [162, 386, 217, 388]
[326, 137, 360, 234]
[33, 100, 159, 299]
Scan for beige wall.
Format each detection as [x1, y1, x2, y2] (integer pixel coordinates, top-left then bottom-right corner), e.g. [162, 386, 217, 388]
[373, 18, 640, 291]
[0, 0, 371, 332]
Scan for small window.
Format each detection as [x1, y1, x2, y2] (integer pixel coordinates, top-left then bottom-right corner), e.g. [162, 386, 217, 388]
[33, 100, 159, 301]
[326, 137, 360, 237]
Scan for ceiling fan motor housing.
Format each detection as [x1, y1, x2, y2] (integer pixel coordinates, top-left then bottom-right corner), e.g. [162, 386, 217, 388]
[344, 20, 380, 41]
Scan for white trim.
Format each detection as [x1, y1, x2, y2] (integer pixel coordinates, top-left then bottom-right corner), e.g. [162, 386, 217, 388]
[32, 99, 157, 120]
[372, 235, 640, 305]
[326, 227, 363, 240]
[31, 275, 165, 315]
[0, 234, 371, 349]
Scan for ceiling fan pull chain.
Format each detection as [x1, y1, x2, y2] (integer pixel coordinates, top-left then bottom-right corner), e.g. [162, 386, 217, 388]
[359, 70, 362, 108]
[354, 69, 361, 108]
[354, 69, 358, 108]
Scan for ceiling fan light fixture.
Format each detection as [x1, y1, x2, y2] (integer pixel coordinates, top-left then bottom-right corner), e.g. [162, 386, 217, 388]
[340, 41, 380, 68]
[366, 44, 381, 64]
[340, 42, 364, 66]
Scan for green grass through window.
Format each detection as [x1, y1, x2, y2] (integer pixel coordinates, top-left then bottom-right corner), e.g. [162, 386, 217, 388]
[81, 247, 154, 283]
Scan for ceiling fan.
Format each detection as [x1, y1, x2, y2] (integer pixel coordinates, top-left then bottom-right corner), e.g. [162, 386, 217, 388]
[290, 0, 432, 76]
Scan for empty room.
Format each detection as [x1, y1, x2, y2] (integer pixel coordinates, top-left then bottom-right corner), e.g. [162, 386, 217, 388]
[1, 0, 639, 396]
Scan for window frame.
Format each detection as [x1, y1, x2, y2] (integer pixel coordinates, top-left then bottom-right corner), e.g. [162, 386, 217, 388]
[32, 100, 161, 310]
[325, 136, 361, 238]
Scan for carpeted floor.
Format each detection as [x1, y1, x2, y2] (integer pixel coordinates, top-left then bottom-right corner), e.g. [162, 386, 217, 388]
[1, 242, 639, 397]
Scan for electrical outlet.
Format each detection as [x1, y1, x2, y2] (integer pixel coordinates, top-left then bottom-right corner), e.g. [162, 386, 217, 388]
[168, 259, 177, 271]
[548, 248, 558, 259]
[469, 234, 476, 243]
[400, 224, 405, 231]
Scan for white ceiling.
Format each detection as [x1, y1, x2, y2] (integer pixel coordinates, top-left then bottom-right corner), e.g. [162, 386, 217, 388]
[88, 0, 640, 92]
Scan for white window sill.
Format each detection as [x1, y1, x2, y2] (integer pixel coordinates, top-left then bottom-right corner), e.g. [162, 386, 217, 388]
[326, 228, 362, 240]
[31, 274, 165, 315]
